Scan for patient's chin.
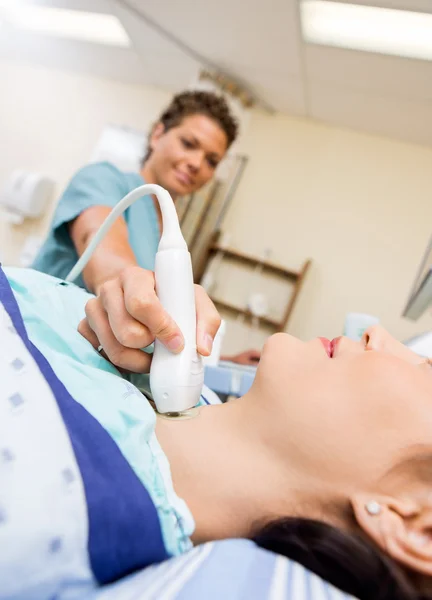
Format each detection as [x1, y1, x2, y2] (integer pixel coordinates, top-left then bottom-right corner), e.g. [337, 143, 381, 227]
[260, 332, 297, 366]
[253, 333, 294, 387]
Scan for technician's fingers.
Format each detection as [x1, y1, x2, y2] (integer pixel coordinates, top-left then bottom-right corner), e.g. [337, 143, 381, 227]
[84, 297, 151, 373]
[244, 349, 261, 363]
[121, 267, 184, 353]
[194, 284, 221, 357]
[224, 349, 261, 365]
[98, 278, 153, 349]
[77, 317, 100, 350]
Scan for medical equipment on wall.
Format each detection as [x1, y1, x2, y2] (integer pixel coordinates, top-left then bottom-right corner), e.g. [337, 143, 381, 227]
[403, 234, 432, 321]
[90, 124, 146, 172]
[0, 170, 54, 224]
[401, 234, 432, 356]
[65, 184, 203, 415]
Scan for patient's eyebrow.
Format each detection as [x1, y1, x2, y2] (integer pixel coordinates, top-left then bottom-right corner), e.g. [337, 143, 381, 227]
[385, 445, 432, 483]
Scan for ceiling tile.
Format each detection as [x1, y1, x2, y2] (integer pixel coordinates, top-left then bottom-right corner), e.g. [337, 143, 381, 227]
[3, 0, 432, 148]
[0, 30, 152, 85]
[235, 67, 307, 114]
[121, 0, 304, 76]
[309, 81, 432, 147]
[306, 45, 432, 103]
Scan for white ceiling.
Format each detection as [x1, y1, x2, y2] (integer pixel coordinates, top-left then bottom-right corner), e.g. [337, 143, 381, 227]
[1, 0, 432, 147]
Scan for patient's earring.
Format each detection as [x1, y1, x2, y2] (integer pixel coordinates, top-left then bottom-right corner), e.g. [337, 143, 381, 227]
[365, 501, 381, 516]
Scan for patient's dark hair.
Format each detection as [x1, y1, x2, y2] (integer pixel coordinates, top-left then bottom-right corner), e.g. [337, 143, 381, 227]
[142, 90, 238, 163]
[254, 517, 431, 600]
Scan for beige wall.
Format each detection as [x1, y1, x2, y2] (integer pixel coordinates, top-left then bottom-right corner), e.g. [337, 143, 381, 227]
[221, 110, 432, 349]
[0, 59, 170, 264]
[0, 59, 431, 348]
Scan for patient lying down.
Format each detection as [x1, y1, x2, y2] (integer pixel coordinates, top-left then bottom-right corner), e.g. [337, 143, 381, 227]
[1, 265, 432, 600]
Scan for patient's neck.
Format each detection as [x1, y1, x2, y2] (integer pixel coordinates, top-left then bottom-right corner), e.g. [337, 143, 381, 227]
[155, 392, 311, 544]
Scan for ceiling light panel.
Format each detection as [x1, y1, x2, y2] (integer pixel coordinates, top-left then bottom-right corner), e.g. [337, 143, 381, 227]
[301, 1, 432, 61]
[0, 2, 130, 47]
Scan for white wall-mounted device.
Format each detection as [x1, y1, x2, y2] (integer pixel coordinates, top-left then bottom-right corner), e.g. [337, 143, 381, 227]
[0, 170, 54, 224]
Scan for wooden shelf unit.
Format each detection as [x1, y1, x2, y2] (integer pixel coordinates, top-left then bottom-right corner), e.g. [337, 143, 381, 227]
[206, 244, 311, 332]
[210, 298, 281, 329]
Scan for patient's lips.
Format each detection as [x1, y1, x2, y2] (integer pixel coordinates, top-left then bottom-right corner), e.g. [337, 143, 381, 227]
[319, 337, 342, 358]
[319, 337, 332, 358]
[330, 337, 342, 357]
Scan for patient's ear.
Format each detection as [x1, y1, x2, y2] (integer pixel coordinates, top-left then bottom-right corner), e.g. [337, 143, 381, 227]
[351, 494, 432, 576]
[149, 123, 165, 150]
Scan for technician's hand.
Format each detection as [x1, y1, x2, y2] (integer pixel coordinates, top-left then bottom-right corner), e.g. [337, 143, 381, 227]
[221, 349, 261, 366]
[77, 266, 221, 373]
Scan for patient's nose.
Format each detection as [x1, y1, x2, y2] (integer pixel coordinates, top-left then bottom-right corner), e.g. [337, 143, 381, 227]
[362, 325, 423, 365]
[362, 325, 385, 351]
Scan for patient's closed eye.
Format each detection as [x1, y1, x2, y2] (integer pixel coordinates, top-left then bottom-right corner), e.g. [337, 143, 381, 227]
[418, 358, 432, 375]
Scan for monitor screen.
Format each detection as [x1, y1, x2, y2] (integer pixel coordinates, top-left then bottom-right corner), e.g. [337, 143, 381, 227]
[403, 234, 432, 321]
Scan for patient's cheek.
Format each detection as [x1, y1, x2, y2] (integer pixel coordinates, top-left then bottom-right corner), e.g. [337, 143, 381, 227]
[367, 330, 423, 366]
[396, 345, 424, 365]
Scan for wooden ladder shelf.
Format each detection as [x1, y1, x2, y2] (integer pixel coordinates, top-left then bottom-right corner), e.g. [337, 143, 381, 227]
[206, 244, 311, 332]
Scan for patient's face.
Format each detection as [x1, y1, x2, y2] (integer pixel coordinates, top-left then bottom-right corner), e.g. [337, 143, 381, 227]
[255, 326, 432, 486]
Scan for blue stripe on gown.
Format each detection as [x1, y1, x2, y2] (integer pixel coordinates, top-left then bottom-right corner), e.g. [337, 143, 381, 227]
[0, 266, 168, 583]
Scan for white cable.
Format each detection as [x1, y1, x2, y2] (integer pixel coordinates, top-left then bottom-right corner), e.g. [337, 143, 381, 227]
[65, 183, 186, 283]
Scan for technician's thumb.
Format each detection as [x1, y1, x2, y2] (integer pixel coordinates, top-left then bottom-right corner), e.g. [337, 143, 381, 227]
[156, 318, 185, 354]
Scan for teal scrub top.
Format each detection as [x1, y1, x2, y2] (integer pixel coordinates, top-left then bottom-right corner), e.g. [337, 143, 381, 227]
[32, 162, 160, 291]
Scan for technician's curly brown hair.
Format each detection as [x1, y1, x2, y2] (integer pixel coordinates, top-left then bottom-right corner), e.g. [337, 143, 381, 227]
[142, 90, 238, 163]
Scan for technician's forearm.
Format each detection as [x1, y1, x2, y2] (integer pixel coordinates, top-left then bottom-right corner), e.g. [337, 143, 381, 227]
[81, 238, 137, 295]
[69, 207, 138, 295]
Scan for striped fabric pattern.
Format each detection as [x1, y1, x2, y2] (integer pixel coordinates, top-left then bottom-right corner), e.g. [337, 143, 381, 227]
[91, 540, 359, 600]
